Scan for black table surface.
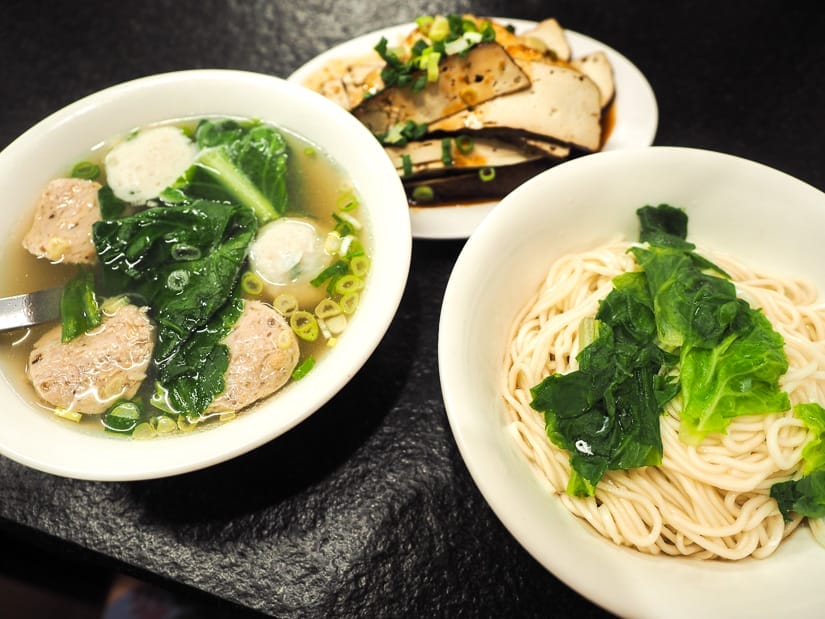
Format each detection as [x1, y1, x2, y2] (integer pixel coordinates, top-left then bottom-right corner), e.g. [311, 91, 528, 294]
[2, 1, 824, 617]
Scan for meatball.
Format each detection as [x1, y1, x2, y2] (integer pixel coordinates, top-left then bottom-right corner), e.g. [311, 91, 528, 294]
[206, 300, 300, 414]
[22, 177, 102, 264]
[27, 304, 155, 414]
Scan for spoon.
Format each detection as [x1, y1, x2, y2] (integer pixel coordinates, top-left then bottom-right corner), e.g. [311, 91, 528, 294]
[0, 287, 62, 331]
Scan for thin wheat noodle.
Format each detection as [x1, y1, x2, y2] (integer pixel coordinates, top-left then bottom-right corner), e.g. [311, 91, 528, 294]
[502, 241, 825, 560]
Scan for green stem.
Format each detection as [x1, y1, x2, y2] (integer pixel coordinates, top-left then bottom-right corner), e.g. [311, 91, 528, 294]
[195, 147, 278, 223]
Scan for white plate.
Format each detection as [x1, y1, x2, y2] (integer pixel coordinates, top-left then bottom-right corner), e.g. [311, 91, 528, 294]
[288, 19, 658, 239]
[439, 147, 825, 618]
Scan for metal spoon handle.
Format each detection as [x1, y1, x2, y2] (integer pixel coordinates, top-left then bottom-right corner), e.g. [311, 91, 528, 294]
[0, 287, 62, 331]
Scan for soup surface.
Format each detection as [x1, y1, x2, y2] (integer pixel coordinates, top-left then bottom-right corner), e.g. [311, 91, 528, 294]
[0, 116, 371, 438]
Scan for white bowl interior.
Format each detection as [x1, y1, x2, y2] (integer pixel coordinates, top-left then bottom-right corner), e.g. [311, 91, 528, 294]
[0, 70, 411, 481]
[439, 147, 825, 619]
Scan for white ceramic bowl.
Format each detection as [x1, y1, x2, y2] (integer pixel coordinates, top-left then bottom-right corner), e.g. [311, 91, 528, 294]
[439, 147, 825, 619]
[0, 69, 411, 481]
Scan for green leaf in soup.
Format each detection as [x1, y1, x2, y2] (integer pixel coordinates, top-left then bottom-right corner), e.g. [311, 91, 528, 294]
[161, 119, 289, 223]
[92, 200, 257, 416]
[158, 292, 244, 416]
[97, 185, 128, 219]
[228, 123, 289, 214]
[60, 267, 101, 342]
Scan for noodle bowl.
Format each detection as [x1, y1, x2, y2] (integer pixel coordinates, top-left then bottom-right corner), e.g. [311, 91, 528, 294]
[502, 241, 825, 560]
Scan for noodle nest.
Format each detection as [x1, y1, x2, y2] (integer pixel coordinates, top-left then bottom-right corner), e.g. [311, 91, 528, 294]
[502, 241, 825, 560]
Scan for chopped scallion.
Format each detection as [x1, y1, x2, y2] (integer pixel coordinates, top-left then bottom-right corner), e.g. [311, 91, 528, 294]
[426, 51, 441, 82]
[337, 192, 359, 212]
[441, 138, 453, 166]
[166, 269, 190, 292]
[479, 167, 496, 182]
[170, 243, 202, 261]
[401, 154, 413, 178]
[241, 271, 264, 296]
[292, 356, 316, 380]
[339, 292, 360, 315]
[429, 15, 450, 41]
[71, 161, 100, 180]
[412, 185, 435, 202]
[334, 274, 364, 295]
[455, 135, 474, 154]
[290, 310, 319, 341]
[315, 298, 342, 319]
[349, 255, 370, 278]
[273, 293, 299, 316]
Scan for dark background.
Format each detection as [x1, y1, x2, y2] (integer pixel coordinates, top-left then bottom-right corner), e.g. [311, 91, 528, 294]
[1, 1, 824, 617]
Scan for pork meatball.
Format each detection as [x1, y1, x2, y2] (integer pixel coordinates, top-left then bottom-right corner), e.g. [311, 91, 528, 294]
[206, 300, 300, 414]
[22, 177, 102, 264]
[27, 304, 155, 414]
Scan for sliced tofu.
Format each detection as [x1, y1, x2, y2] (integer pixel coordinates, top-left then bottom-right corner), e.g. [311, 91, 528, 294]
[429, 60, 603, 152]
[352, 42, 530, 135]
[519, 18, 572, 61]
[317, 62, 385, 110]
[571, 51, 615, 108]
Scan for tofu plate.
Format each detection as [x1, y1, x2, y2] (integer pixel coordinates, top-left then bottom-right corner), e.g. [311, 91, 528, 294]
[289, 16, 658, 239]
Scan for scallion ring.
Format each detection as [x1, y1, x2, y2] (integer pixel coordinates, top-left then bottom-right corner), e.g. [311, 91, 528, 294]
[241, 271, 264, 296]
[412, 185, 434, 202]
[334, 274, 364, 295]
[315, 298, 342, 319]
[455, 135, 474, 155]
[337, 192, 359, 212]
[339, 292, 360, 315]
[170, 243, 202, 261]
[71, 161, 100, 180]
[273, 293, 299, 316]
[290, 310, 319, 341]
[479, 167, 496, 182]
[166, 269, 190, 292]
[349, 255, 370, 278]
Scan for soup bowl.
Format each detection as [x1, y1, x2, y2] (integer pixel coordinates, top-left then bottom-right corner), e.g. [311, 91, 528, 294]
[0, 69, 411, 481]
[438, 147, 825, 618]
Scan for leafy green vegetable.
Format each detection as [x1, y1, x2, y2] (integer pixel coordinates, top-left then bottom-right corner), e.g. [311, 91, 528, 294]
[530, 204, 792, 496]
[92, 200, 257, 416]
[795, 403, 825, 475]
[60, 267, 101, 342]
[772, 470, 825, 520]
[771, 403, 825, 519]
[101, 399, 143, 434]
[161, 119, 289, 223]
[678, 310, 789, 444]
[158, 293, 244, 416]
[530, 270, 679, 496]
[97, 185, 128, 219]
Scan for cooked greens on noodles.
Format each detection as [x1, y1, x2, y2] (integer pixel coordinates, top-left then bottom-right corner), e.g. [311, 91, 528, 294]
[503, 204, 825, 559]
